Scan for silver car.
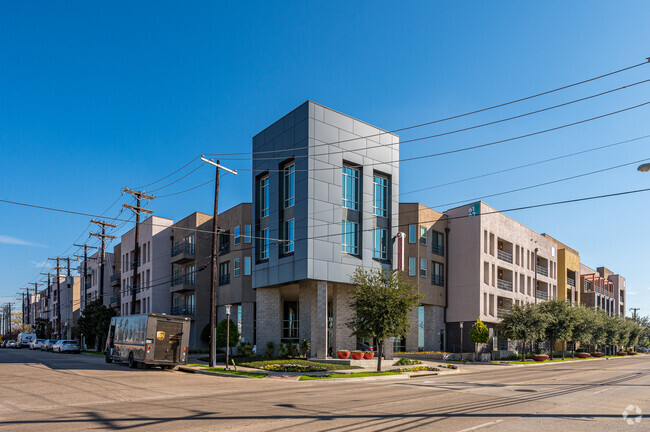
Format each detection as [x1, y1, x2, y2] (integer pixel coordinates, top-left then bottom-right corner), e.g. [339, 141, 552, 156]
[52, 340, 80, 354]
[30, 339, 46, 350]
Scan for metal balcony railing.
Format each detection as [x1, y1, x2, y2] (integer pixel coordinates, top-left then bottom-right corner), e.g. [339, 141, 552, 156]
[110, 272, 121, 283]
[172, 274, 195, 287]
[536, 289, 548, 300]
[110, 294, 120, 304]
[497, 250, 513, 264]
[431, 243, 444, 256]
[171, 242, 195, 257]
[431, 274, 444, 286]
[171, 305, 195, 316]
[567, 277, 576, 287]
[536, 265, 548, 277]
[497, 308, 511, 318]
[85, 281, 92, 290]
[497, 279, 513, 292]
[219, 243, 231, 256]
[218, 273, 230, 286]
[123, 285, 141, 295]
[130, 260, 141, 270]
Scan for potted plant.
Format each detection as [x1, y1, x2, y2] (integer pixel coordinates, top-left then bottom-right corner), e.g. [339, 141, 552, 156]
[364, 350, 375, 359]
[617, 351, 627, 356]
[592, 352, 605, 357]
[351, 350, 364, 360]
[337, 350, 350, 359]
[531, 353, 549, 361]
[576, 352, 590, 358]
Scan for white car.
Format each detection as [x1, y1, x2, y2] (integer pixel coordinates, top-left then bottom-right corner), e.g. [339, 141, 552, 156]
[52, 340, 81, 354]
[29, 339, 46, 350]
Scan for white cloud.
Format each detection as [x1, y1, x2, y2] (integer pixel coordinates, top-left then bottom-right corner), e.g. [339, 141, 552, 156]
[30, 260, 50, 268]
[627, 291, 637, 296]
[0, 235, 45, 247]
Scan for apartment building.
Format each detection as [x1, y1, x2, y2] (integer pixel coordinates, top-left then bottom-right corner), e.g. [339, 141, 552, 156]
[542, 234, 581, 306]
[46, 274, 81, 339]
[108, 243, 121, 312]
[78, 251, 114, 310]
[446, 201, 558, 353]
[253, 101, 399, 358]
[597, 266, 626, 317]
[119, 216, 173, 317]
[399, 203, 447, 352]
[580, 264, 614, 314]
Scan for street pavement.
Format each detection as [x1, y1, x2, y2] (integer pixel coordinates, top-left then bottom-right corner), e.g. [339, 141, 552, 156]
[0, 348, 648, 431]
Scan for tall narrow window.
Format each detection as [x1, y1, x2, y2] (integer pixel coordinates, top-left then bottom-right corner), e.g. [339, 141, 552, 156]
[283, 163, 295, 208]
[244, 256, 251, 275]
[431, 230, 444, 256]
[408, 257, 416, 276]
[420, 258, 427, 277]
[259, 175, 269, 217]
[260, 228, 270, 260]
[244, 224, 252, 243]
[372, 228, 388, 260]
[283, 219, 295, 253]
[372, 175, 388, 217]
[342, 166, 359, 210]
[420, 225, 427, 245]
[341, 221, 359, 255]
[234, 258, 240, 277]
[432, 262, 444, 286]
[408, 225, 416, 243]
[234, 226, 241, 245]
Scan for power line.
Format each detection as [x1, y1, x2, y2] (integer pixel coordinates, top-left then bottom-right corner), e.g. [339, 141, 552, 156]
[148, 163, 206, 193]
[133, 156, 200, 190]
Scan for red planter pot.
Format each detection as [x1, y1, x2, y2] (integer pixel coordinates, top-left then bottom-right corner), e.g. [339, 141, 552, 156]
[617, 352, 627, 356]
[576, 353, 591, 359]
[628, 352, 637, 356]
[364, 352, 375, 359]
[592, 353, 605, 357]
[337, 351, 350, 359]
[351, 352, 364, 360]
[531, 355, 549, 362]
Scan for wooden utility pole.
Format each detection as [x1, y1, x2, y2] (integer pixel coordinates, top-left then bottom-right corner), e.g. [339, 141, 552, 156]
[75, 242, 100, 308]
[123, 188, 154, 315]
[630, 307, 640, 320]
[200, 156, 237, 368]
[89, 221, 117, 306]
[48, 257, 76, 338]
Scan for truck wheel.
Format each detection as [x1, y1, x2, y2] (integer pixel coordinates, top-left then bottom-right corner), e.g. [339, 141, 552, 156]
[128, 353, 136, 369]
[105, 352, 113, 363]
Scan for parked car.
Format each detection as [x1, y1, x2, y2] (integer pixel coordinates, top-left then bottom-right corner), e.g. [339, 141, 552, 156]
[0, 340, 6, 348]
[17, 332, 37, 349]
[41, 340, 57, 351]
[52, 340, 80, 354]
[30, 339, 46, 350]
[6, 340, 17, 348]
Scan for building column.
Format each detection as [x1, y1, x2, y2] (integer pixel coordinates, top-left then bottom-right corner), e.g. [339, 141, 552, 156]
[298, 283, 313, 353]
[311, 281, 328, 359]
[333, 285, 355, 353]
[255, 287, 281, 355]
[240, 302, 255, 346]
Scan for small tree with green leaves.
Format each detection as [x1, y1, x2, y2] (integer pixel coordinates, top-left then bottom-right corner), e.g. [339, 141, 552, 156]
[347, 267, 423, 372]
[216, 319, 240, 357]
[470, 318, 489, 358]
[539, 299, 575, 359]
[604, 314, 623, 353]
[74, 300, 117, 350]
[569, 305, 593, 356]
[33, 317, 51, 339]
[498, 303, 547, 361]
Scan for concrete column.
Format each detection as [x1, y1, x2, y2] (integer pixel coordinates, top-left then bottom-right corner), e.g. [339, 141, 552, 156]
[255, 287, 281, 355]
[405, 305, 419, 353]
[311, 281, 328, 359]
[298, 283, 312, 351]
[334, 286, 355, 352]
[240, 302, 255, 346]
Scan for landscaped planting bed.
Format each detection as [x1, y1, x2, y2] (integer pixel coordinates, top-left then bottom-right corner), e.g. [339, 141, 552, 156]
[259, 363, 327, 373]
[240, 359, 361, 371]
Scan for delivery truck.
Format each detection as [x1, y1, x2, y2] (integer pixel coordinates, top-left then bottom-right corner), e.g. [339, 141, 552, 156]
[105, 314, 191, 369]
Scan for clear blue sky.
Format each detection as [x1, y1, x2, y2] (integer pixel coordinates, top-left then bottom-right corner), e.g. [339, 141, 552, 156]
[1, 1, 649, 314]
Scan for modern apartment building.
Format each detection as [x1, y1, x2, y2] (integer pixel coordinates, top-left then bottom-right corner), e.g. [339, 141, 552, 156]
[446, 202, 558, 353]
[46, 274, 81, 339]
[597, 267, 626, 317]
[109, 243, 121, 312]
[580, 264, 615, 315]
[78, 251, 114, 310]
[253, 101, 399, 358]
[119, 216, 173, 317]
[399, 203, 447, 352]
[542, 234, 581, 306]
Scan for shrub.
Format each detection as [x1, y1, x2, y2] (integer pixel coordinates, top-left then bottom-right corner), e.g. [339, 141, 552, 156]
[286, 341, 299, 357]
[238, 342, 254, 357]
[260, 363, 327, 373]
[392, 366, 439, 373]
[279, 343, 289, 358]
[394, 357, 422, 366]
[299, 339, 311, 357]
[265, 341, 275, 358]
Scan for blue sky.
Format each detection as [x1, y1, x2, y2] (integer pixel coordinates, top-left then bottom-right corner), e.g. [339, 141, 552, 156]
[1, 1, 649, 314]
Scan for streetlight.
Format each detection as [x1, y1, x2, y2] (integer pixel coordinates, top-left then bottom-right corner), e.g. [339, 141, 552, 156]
[638, 163, 650, 173]
[225, 304, 232, 370]
[459, 321, 464, 358]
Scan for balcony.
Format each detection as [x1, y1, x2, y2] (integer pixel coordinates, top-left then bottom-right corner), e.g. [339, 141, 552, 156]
[497, 250, 513, 264]
[497, 279, 513, 292]
[110, 272, 121, 286]
[219, 273, 231, 286]
[171, 305, 195, 316]
[130, 259, 141, 270]
[170, 275, 196, 293]
[431, 274, 444, 287]
[110, 294, 120, 305]
[536, 265, 548, 277]
[219, 243, 231, 256]
[431, 243, 444, 256]
[171, 242, 195, 264]
[497, 308, 511, 319]
[536, 290, 548, 300]
[567, 277, 576, 288]
[123, 285, 142, 296]
[85, 281, 92, 290]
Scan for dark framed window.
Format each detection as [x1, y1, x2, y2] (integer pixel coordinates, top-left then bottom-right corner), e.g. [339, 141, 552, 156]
[342, 221, 359, 255]
[342, 166, 359, 210]
[431, 230, 444, 256]
[283, 163, 295, 208]
[372, 175, 388, 217]
[372, 228, 388, 260]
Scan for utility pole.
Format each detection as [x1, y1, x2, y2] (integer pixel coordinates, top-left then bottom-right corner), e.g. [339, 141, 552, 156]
[123, 188, 154, 315]
[200, 156, 238, 368]
[40, 273, 51, 335]
[630, 307, 640, 320]
[74, 243, 99, 308]
[89, 221, 117, 307]
[48, 257, 76, 338]
[21, 292, 25, 326]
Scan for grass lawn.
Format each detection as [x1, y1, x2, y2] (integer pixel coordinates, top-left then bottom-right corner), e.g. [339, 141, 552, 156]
[240, 359, 362, 371]
[82, 350, 103, 356]
[510, 355, 619, 364]
[299, 371, 402, 380]
[201, 367, 268, 379]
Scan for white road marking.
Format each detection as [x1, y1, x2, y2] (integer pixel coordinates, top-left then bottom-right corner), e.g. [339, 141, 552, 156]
[456, 419, 503, 432]
[593, 387, 610, 394]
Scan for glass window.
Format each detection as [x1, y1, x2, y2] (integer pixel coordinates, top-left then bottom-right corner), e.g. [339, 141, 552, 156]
[244, 224, 252, 243]
[418, 305, 425, 351]
[408, 225, 416, 243]
[283, 163, 295, 208]
[234, 258, 240, 277]
[260, 228, 269, 260]
[234, 226, 241, 245]
[420, 225, 427, 245]
[432, 262, 444, 286]
[342, 166, 359, 210]
[259, 175, 269, 218]
[420, 258, 427, 277]
[244, 257, 251, 275]
[408, 257, 416, 276]
[372, 228, 388, 260]
[431, 230, 444, 255]
[283, 219, 295, 253]
[341, 221, 359, 255]
[372, 175, 388, 217]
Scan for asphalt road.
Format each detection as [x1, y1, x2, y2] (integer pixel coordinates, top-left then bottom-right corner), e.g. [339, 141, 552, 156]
[0, 348, 648, 431]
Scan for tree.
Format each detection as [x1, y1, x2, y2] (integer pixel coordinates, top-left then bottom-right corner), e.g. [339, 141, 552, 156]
[216, 318, 240, 356]
[33, 317, 51, 339]
[347, 267, 423, 372]
[539, 299, 575, 359]
[470, 318, 489, 357]
[498, 303, 547, 361]
[74, 300, 117, 350]
[569, 305, 593, 355]
[603, 313, 623, 354]
[590, 310, 608, 353]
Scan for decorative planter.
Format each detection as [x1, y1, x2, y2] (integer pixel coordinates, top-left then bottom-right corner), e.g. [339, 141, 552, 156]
[364, 352, 375, 359]
[628, 352, 637, 356]
[337, 351, 350, 359]
[592, 352, 605, 357]
[351, 352, 364, 360]
[617, 352, 627, 356]
[531, 355, 549, 362]
[576, 353, 591, 359]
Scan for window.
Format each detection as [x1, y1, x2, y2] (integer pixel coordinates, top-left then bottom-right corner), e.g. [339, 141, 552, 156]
[259, 175, 269, 217]
[260, 228, 269, 260]
[418, 306, 424, 351]
[283, 163, 295, 208]
[420, 258, 427, 277]
[219, 262, 230, 286]
[408, 257, 416, 276]
[234, 258, 240, 277]
[341, 221, 359, 255]
[372, 228, 388, 260]
[342, 166, 359, 210]
[283, 219, 295, 253]
[408, 225, 416, 243]
[431, 230, 444, 255]
[244, 257, 251, 275]
[372, 175, 388, 217]
[234, 226, 241, 245]
[432, 262, 444, 286]
[244, 224, 252, 243]
[420, 225, 427, 245]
